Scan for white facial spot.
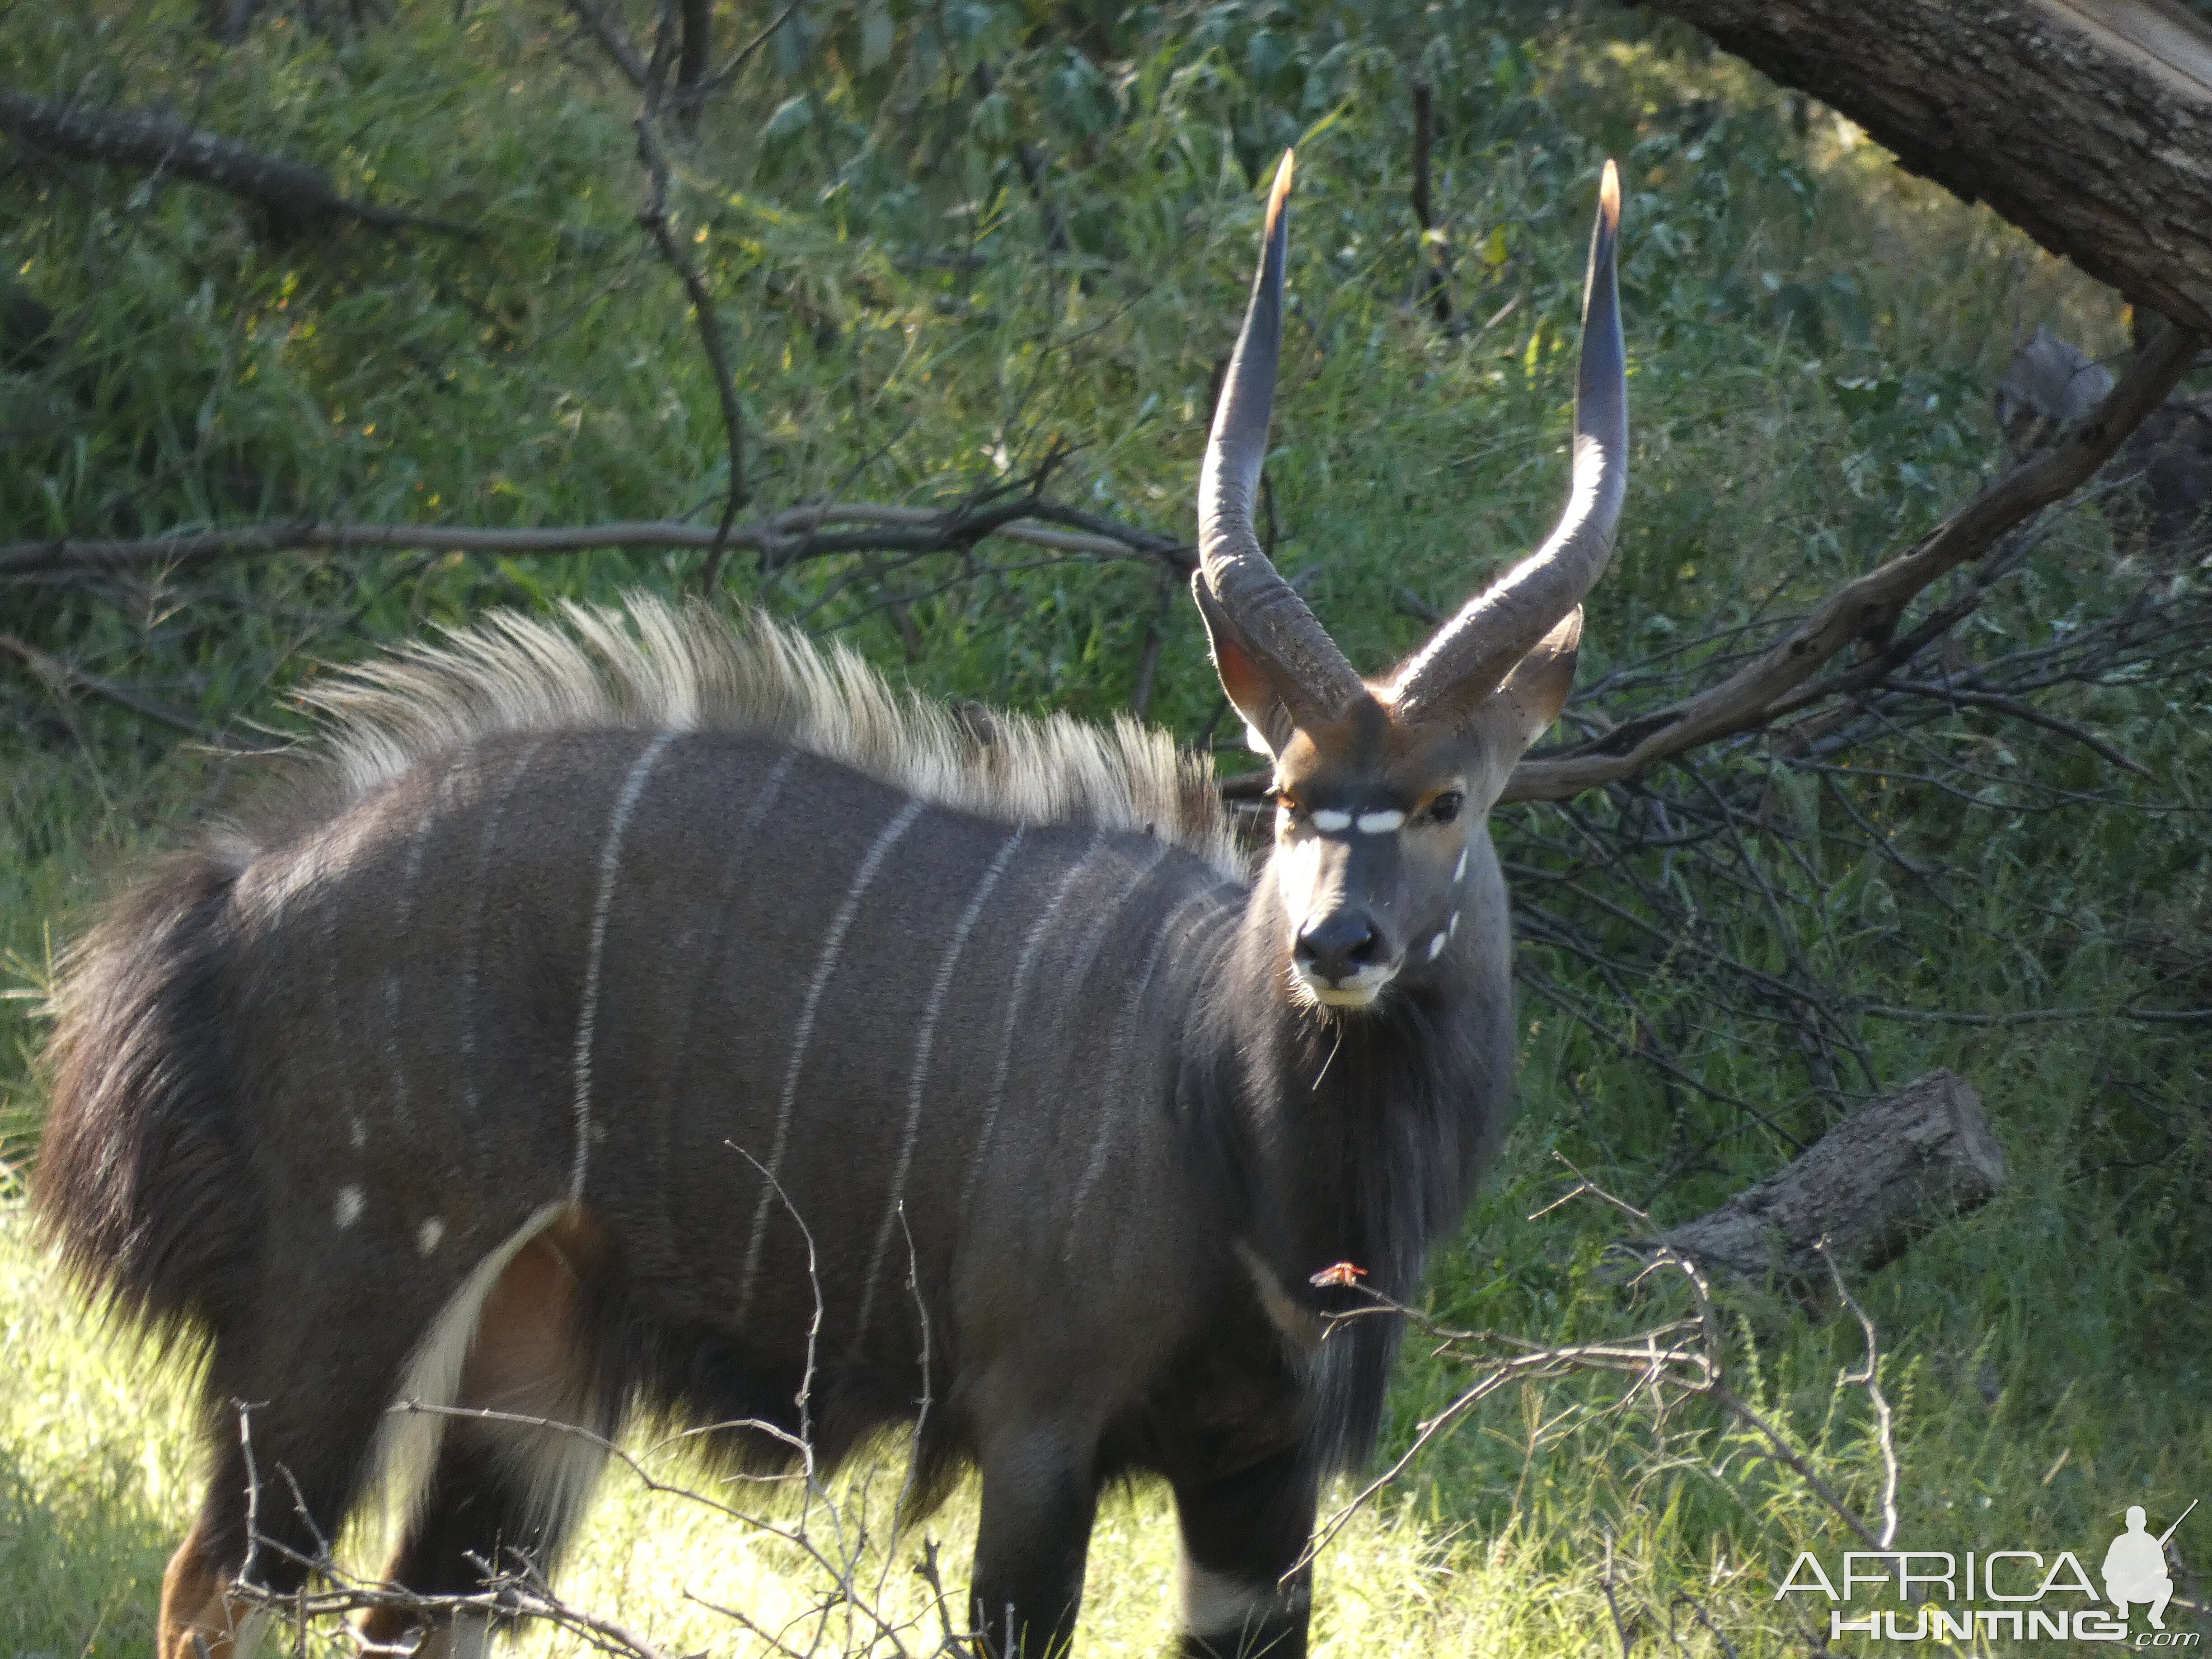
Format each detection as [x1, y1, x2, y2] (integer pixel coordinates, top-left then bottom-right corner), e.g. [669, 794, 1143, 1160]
[1449, 909, 1461, 938]
[1453, 848, 1468, 883]
[1355, 809, 1406, 834]
[1308, 809, 1352, 834]
[1427, 933, 1446, 961]
[417, 1217, 446, 1256]
[335, 1185, 365, 1230]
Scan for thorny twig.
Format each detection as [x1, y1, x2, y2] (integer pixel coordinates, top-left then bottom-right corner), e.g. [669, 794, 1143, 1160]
[1293, 1163, 1897, 1577]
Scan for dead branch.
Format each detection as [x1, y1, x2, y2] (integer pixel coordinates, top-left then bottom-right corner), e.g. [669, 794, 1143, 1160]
[1643, 1071, 2007, 1286]
[0, 631, 215, 737]
[1295, 1166, 1898, 1574]
[0, 500, 1193, 583]
[635, 93, 748, 581]
[0, 86, 475, 239]
[561, 0, 651, 89]
[1642, 0, 2212, 336]
[1504, 322, 2207, 802]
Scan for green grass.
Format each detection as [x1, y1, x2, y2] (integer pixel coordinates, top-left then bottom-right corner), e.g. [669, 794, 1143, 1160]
[3, 0, 2207, 1651]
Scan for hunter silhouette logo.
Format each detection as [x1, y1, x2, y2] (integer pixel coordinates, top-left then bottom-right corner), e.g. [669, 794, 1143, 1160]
[1775, 1498, 2201, 1644]
[2106, 1501, 2196, 1632]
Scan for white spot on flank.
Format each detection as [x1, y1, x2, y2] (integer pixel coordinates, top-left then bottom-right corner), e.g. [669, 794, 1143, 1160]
[417, 1217, 446, 1256]
[1355, 809, 1406, 834]
[348, 1120, 367, 1150]
[1309, 809, 1351, 833]
[1427, 933, 1445, 961]
[1453, 847, 1468, 883]
[335, 1185, 366, 1229]
[1449, 909, 1461, 937]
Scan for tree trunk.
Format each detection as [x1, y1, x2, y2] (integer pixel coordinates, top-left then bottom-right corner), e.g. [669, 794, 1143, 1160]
[1639, 0, 2212, 335]
[1653, 1070, 2009, 1284]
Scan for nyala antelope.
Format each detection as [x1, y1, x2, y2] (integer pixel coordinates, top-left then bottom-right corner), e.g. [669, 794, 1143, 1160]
[37, 153, 1624, 1659]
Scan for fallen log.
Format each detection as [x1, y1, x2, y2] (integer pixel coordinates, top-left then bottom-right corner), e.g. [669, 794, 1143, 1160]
[1652, 1070, 2008, 1284]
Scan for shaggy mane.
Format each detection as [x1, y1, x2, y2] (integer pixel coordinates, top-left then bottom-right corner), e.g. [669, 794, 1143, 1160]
[302, 596, 1242, 879]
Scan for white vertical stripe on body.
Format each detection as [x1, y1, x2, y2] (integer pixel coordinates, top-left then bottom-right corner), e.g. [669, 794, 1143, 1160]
[952, 831, 1108, 1227]
[569, 732, 678, 1200]
[654, 748, 798, 1257]
[734, 796, 928, 1320]
[383, 760, 460, 1133]
[854, 827, 1026, 1342]
[1063, 883, 1214, 1248]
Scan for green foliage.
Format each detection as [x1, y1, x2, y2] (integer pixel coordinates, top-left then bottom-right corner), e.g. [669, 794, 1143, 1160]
[1, 0, 2205, 1651]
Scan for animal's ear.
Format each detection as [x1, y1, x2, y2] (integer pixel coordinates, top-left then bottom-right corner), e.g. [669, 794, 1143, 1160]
[1191, 571, 1299, 757]
[1474, 607, 1581, 757]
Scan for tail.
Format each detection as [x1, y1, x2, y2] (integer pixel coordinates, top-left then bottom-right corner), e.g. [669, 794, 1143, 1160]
[33, 844, 260, 1345]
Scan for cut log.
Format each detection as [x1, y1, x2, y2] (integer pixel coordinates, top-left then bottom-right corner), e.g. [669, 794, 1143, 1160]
[1654, 1070, 2008, 1284]
[1639, 0, 2212, 336]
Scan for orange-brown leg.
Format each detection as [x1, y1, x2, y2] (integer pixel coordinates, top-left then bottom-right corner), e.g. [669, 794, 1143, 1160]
[158, 1508, 262, 1659]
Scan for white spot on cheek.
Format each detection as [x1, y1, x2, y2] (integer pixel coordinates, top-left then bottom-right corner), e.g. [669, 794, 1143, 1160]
[1453, 847, 1468, 883]
[1309, 809, 1352, 833]
[417, 1217, 446, 1256]
[1356, 809, 1406, 834]
[1427, 933, 1446, 961]
[335, 1185, 365, 1229]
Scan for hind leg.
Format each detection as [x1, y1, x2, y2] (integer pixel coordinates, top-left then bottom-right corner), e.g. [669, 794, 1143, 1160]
[159, 1322, 422, 1659]
[362, 1223, 614, 1659]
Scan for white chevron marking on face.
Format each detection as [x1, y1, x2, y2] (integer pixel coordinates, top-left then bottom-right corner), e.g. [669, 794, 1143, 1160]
[1355, 809, 1405, 834]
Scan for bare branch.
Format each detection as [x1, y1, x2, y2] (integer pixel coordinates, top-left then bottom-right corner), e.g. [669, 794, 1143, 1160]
[0, 501, 1187, 583]
[634, 106, 749, 582]
[1295, 1168, 1899, 1576]
[561, 0, 651, 89]
[1504, 322, 2207, 802]
[0, 86, 476, 239]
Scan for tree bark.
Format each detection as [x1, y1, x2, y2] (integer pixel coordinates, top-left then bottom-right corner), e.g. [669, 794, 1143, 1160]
[1639, 0, 2212, 335]
[1653, 1070, 2009, 1284]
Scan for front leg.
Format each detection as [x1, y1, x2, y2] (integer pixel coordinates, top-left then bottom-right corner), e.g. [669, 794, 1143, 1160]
[970, 1420, 1100, 1659]
[1174, 1445, 1318, 1659]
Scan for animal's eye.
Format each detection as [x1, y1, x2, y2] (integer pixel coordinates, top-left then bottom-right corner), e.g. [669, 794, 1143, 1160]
[1271, 792, 1304, 822]
[1428, 792, 1464, 825]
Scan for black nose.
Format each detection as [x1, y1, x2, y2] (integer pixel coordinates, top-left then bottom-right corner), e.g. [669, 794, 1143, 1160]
[1295, 913, 1382, 982]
